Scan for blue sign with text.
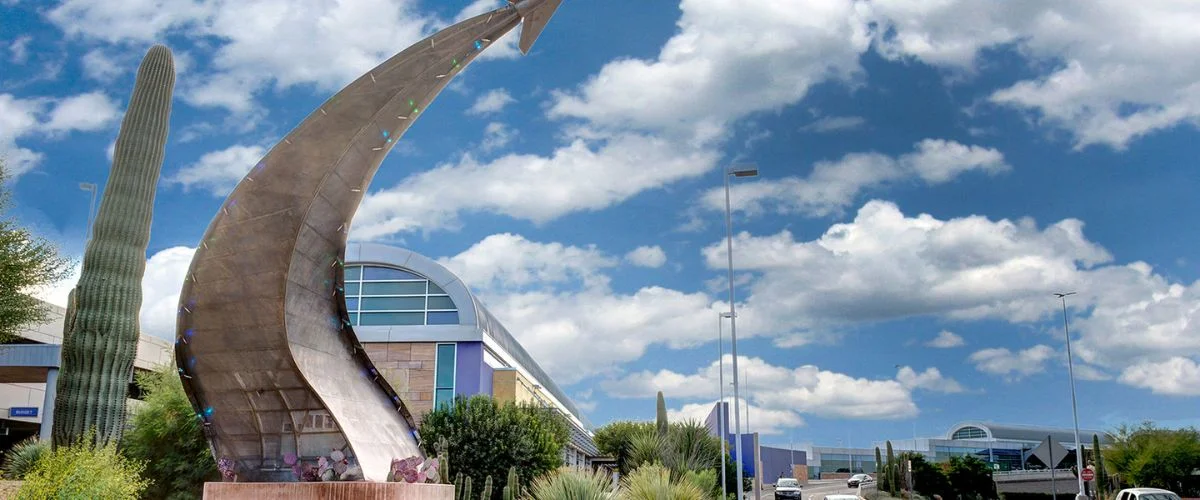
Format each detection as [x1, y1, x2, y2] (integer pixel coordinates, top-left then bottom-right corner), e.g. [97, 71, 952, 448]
[9, 407, 38, 418]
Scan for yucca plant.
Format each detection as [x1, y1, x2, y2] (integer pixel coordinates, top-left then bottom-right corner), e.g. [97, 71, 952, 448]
[528, 467, 612, 500]
[1, 437, 48, 479]
[621, 464, 708, 500]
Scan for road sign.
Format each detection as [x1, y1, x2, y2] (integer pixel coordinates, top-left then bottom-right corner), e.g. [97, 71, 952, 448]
[9, 407, 37, 418]
[1082, 469, 1095, 481]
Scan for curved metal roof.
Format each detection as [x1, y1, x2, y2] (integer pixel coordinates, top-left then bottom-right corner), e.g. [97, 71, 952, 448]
[347, 242, 592, 430]
[947, 421, 1112, 445]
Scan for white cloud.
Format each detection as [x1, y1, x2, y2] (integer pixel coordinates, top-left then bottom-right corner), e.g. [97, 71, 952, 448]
[480, 122, 516, 152]
[800, 115, 866, 133]
[139, 246, 195, 339]
[604, 356, 920, 421]
[167, 144, 266, 196]
[438, 233, 616, 291]
[351, 133, 717, 238]
[30, 262, 82, 308]
[625, 246, 667, 268]
[0, 93, 46, 178]
[865, 0, 1200, 149]
[42, 92, 120, 135]
[895, 366, 965, 393]
[467, 89, 516, 116]
[701, 200, 1111, 327]
[704, 139, 1010, 217]
[9, 35, 31, 64]
[81, 49, 126, 82]
[969, 345, 1056, 381]
[927, 330, 965, 348]
[1118, 357, 1200, 396]
[668, 398, 805, 435]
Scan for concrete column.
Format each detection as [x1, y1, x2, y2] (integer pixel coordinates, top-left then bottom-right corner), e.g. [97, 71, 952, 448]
[39, 367, 58, 442]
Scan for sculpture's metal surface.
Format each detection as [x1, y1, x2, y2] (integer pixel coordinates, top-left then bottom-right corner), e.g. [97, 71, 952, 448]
[175, 0, 562, 482]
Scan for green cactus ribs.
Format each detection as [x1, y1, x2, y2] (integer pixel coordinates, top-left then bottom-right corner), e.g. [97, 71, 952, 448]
[51, 44, 175, 448]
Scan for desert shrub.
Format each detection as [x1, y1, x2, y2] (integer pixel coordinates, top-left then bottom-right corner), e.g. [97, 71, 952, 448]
[621, 463, 707, 500]
[18, 430, 148, 499]
[528, 467, 612, 500]
[1, 437, 48, 479]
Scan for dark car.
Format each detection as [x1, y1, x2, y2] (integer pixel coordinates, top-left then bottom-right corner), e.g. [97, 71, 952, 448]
[847, 473, 874, 488]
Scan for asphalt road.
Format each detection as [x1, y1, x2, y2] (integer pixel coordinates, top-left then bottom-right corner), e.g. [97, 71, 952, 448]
[758, 479, 860, 500]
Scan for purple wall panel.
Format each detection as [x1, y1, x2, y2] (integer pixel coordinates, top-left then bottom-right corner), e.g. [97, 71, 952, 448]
[455, 342, 484, 396]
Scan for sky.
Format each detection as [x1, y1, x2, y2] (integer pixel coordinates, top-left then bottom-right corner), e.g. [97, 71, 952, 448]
[4, 0, 1200, 450]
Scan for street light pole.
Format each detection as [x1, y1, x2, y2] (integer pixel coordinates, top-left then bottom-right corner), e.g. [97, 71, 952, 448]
[718, 312, 731, 496]
[725, 163, 758, 499]
[1055, 291, 1086, 500]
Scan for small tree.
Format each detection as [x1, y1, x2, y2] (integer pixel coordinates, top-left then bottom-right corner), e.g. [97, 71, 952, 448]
[419, 395, 569, 499]
[1094, 433, 1109, 499]
[121, 363, 219, 500]
[0, 161, 73, 344]
[595, 421, 655, 476]
[947, 456, 997, 499]
[1107, 422, 1200, 496]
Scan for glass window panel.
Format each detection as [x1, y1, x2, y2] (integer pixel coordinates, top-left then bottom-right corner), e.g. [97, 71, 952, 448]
[344, 298, 359, 311]
[344, 266, 362, 280]
[427, 311, 459, 325]
[428, 282, 446, 294]
[345, 283, 359, 295]
[361, 282, 427, 296]
[427, 296, 456, 310]
[362, 266, 424, 281]
[359, 312, 424, 326]
[350, 313, 358, 325]
[434, 388, 454, 409]
[435, 344, 456, 387]
[361, 297, 425, 311]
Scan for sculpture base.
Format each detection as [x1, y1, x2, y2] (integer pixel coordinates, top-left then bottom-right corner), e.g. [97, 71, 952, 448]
[203, 482, 453, 500]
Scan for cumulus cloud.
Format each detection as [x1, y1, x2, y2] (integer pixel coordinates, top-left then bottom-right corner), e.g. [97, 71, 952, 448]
[438, 233, 616, 291]
[969, 345, 1056, 381]
[704, 139, 1010, 218]
[799, 115, 866, 133]
[895, 366, 965, 393]
[139, 246, 196, 339]
[625, 246, 667, 268]
[0, 91, 121, 179]
[928, 330, 965, 348]
[8, 35, 31, 64]
[603, 356, 927, 421]
[480, 122, 516, 152]
[668, 398, 805, 435]
[864, 0, 1200, 149]
[1118, 357, 1200, 396]
[167, 144, 266, 196]
[467, 89, 516, 116]
[41, 92, 120, 135]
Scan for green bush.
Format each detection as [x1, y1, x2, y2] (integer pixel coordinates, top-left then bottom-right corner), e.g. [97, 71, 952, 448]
[419, 395, 569, 499]
[1, 437, 48, 480]
[18, 431, 148, 499]
[528, 467, 612, 500]
[595, 421, 655, 475]
[121, 363, 219, 500]
[621, 463, 706, 500]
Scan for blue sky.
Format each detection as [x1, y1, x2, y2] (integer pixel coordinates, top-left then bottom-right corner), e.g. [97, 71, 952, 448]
[5, 0, 1200, 449]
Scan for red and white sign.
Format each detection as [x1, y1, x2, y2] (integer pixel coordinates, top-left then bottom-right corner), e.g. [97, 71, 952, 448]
[1082, 469, 1095, 481]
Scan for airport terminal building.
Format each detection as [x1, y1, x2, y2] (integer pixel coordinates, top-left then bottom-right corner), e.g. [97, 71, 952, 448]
[345, 242, 600, 467]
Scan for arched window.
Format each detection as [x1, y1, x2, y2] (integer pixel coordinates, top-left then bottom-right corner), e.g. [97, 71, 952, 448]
[952, 426, 988, 440]
[343, 265, 460, 326]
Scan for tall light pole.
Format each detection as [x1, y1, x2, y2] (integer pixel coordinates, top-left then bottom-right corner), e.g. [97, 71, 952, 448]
[718, 311, 734, 495]
[79, 182, 98, 245]
[1055, 291, 1086, 500]
[725, 163, 757, 498]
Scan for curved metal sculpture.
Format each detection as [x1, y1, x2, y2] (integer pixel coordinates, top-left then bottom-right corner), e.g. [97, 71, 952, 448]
[175, 0, 562, 482]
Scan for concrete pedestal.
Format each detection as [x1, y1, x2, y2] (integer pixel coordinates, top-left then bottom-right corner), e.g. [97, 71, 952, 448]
[203, 482, 453, 500]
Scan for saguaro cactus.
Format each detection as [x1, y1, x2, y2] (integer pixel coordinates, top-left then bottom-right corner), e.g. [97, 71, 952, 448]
[656, 391, 668, 436]
[480, 475, 493, 500]
[52, 44, 175, 448]
[502, 466, 519, 500]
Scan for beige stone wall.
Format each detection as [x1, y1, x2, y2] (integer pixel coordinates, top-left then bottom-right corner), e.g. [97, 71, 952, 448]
[363, 343, 437, 423]
[491, 368, 539, 406]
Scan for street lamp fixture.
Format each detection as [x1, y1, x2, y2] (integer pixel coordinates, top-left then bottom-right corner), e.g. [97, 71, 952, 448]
[1054, 291, 1086, 500]
[723, 163, 757, 499]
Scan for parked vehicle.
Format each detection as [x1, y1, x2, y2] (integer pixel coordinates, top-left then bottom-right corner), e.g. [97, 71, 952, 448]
[847, 474, 874, 488]
[774, 477, 802, 499]
[1115, 488, 1182, 500]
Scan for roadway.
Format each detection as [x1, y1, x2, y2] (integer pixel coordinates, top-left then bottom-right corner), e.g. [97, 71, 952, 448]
[759, 479, 861, 500]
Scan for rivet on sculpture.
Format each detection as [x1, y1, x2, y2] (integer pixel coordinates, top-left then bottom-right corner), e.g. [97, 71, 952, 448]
[53, 44, 175, 448]
[174, 0, 563, 482]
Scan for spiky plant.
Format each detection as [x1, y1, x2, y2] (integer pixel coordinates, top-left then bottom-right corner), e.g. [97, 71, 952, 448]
[528, 467, 611, 500]
[655, 391, 668, 436]
[51, 44, 175, 448]
[461, 475, 473, 500]
[1093, 433, 1108, 499]
[621, 463, 705, 500]
[1, 437, 49, 480]
[886, 441, 897, 497]
[503, 466, 520, 500]
[480, 475, 493, 500]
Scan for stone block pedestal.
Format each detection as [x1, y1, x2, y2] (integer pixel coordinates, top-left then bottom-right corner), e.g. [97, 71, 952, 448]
[203, 482, 453, 500]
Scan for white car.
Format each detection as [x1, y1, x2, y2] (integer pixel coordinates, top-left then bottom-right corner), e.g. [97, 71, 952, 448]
[774, 478, 802, 500]
[847, 474, 874, 488]
[1115, 488, 1181, 500]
